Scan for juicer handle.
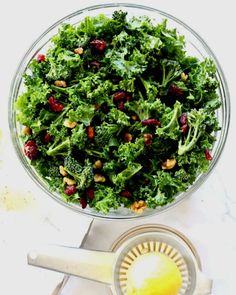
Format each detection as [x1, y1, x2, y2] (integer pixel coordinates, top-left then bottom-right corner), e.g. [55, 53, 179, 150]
[28, 245, 115, 284]
[194, 269, 213, 295]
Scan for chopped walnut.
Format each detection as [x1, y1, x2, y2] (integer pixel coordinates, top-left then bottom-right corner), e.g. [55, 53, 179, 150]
[63, 119, 77, 129]
[63, 177, 76, 186]
[59, 165, 68, 177]
[54, 80, 67, 88]
[161, 158, 177, 170]
[74, 47, 84, 55]
[181, 72, 188, 82]
[93, 160, 103, 169]
[94, 174, 106, 183]
[131, 114, 138, 121]
[22, 126, 32, 135]
[131, 200, 147, 214]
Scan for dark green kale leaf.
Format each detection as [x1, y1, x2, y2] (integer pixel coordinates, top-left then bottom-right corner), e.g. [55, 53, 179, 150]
[46, 48, 83, 80]
[90, 185, 120, 214]
[178, 108, 207, 155]
[108, 108, 130, 126]
[115, 138, 145, 164]
[156, 101, 182, 140]
[126, 98, 163, 121]
[112, 162, 142, 188]
[105, 48, 148, 79]
[68, 104, 95, 126]
[158, 59, 182, 90]
[71, 124, 87, 149]
[64, 157, 93, 190]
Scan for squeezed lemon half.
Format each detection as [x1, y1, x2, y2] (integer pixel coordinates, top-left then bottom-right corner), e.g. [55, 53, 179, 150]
[126, 252, 182, 295]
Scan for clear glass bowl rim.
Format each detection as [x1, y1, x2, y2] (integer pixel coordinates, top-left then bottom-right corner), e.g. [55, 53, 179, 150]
[8, 3, 230, 220]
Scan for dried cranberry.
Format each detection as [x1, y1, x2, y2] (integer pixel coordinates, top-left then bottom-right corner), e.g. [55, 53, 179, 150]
[113, 91, 127, 102]
[86, 188, 95, 200]
[86, 126, 95, 140]
[117, 101, 125, 111]
[48, 96, 64, 112]
[205, 149, 213, 161]
[180, 113, 188, 125]
[90, 60, 101, 69]
[24, 140, 38, 160]
[64, 185, 77, 196]
[37, 54, 45, 63]
[90, 39, 107, 52]
[80, 197, 87, 209]
[44, 133, 52, 144]
[126, 94, 132, 101]
[143, 133, 153, 145]
[168, 84, 184, 98]
[120, 190, 132, 198]
[141, 119, 161, 126]
[181, 124, 189, 135]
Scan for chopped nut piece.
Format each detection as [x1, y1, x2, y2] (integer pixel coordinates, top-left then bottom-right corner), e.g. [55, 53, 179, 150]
[94, 174, 106, 183]
[63, 119, 77, 129]
[161, 158, 177, 170]
[131, 200, 147, 214]
[143, 133, 153, 145]
[22, 126, 32, 135]
[131, 114, 138, 121]
[63, 177, 76, 186]
[54, 80, 67, 88]
[123, 132, 133, 142]
[59, 165, 68, 177]
[181, 72, 188, 82]
[74, 47, 84, 55]
[93, 160, 103, 169]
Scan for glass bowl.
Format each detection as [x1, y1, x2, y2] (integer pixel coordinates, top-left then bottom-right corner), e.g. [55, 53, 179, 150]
[9, 3, 230, 219]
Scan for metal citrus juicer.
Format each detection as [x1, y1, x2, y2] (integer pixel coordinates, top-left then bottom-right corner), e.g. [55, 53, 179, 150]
[28, 224, 212, 294]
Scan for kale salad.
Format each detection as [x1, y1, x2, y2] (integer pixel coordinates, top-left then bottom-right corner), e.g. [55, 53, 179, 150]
[16, 11, 221, 214]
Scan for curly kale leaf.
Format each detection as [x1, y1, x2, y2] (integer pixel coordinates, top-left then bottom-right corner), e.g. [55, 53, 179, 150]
[65, 158, 93, 190]
[156, 101, 182, 140]
[15, 77, 51, 127]
[52, 23, 90, 50]
[90, 186, 119, 214]
[139, 77, 158, 100]
[47, 137, 71, 157]
[155, 19, 186, 59]
[105, 48, 148, 79]
[46, 48, 83, 80]
[146, 189, 168, 208]
[32, 158, 63, 191]
[126, 98, 163, 121]
[64, 155, 82, 177]
[159, 59, 182, 89]
[112, 162, 142, 187]
[187, 59, 220, 108]
[68, 104, 95, 126]
[71, 124, 87, 149]
[178, 109, 207, 155]
[156, 170, 188, 199]
[95, 122, 122, 146]
[108, 108, 130, 126]
[116, 138, 145, 164]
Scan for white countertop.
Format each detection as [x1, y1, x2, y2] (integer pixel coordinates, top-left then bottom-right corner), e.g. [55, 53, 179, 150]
[0, 0, 236, 294]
